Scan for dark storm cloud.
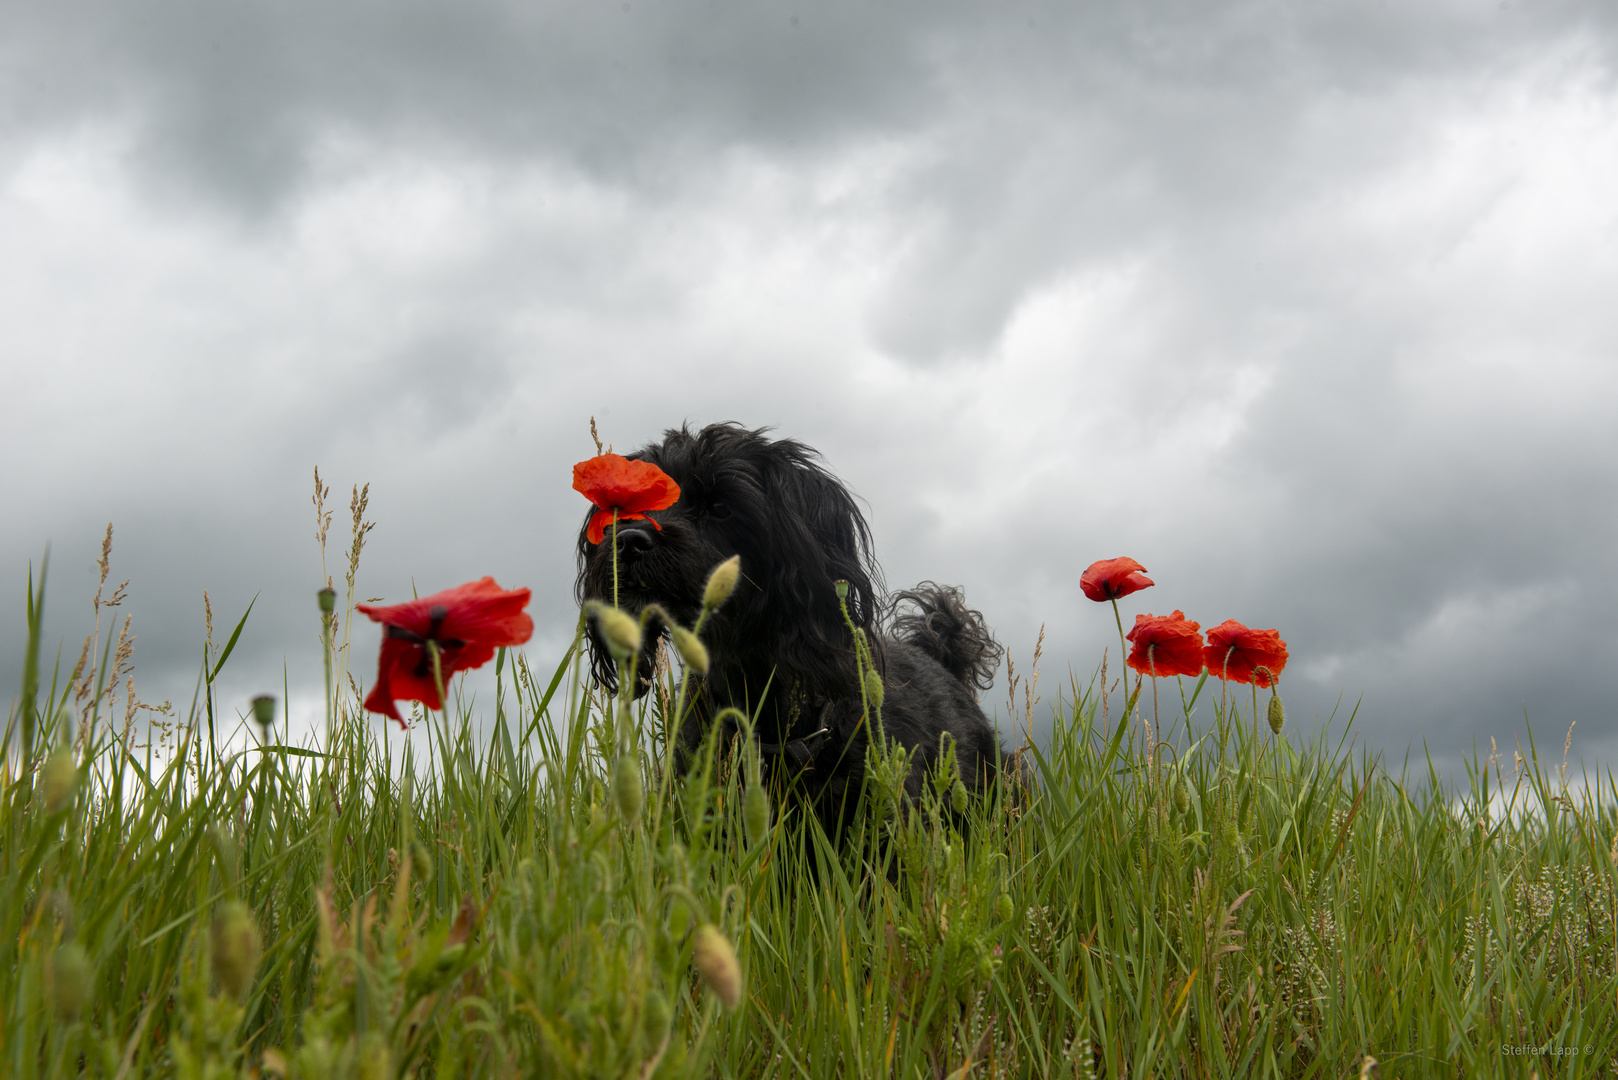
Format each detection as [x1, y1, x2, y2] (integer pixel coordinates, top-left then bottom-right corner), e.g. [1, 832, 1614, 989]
[4, 0, 1618, 778]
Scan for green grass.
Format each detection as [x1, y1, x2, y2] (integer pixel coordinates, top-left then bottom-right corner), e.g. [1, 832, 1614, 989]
[4, 545, 1618, 1078]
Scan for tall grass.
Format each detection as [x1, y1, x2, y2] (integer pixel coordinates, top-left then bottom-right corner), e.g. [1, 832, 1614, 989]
[3, 532, 1616, 1077]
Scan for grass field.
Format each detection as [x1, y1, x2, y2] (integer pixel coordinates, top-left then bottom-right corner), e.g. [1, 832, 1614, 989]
[4, 521, 1617, 1078]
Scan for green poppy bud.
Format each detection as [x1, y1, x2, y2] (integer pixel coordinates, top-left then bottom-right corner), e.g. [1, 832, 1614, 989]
[744, 782, 771, 848]
[951, 779, 968, 815]
[317, 587, 337, 614]
[594, 605, 642, 661]
[976, 952, 996, 981]
[1220, 815, 1239, 851]
[47, 943, 93, 1022]
[691, 924, 743, 1010]
[996, 894, 1014, 922]
[642, 987, 673, 1047]
[356, 1031, 392, 1080]
[863, 669, 885, 710]
[702, 556, 742, 611]
[1173, 776, 1190, 815]
[1267, 691, 1285, 734]
[210, 899, 262, 1001]
[613, 754, 643, 824]
[670, 624, 710, 675]
[41, 747, 77, 813]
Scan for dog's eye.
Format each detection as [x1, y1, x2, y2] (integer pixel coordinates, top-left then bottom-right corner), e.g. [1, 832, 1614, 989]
[709, 501, 732, 520]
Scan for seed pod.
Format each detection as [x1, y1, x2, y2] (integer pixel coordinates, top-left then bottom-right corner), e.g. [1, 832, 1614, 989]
[317, 587, 337, 614]
[1267, 692, 1285, 734]
[863, 669, 885, 710]
[613, 754, 643, 824]
[743, 783, 771, 849]
[250, 694, 276, 730]
[950, 779, 968, 815]
[702, 556, 742, 611]
[691, 924, 743, 1010]
[210, 899, 262, 1001]
[46, 943, 93, 1022]
[833, 579, 849, 602]
[41, 747, 77, 813]
[670, 625, 710, 675]
[593, 605, 642, 661]
[1173, 776, 1190, 815]
[642, 987, 673, 1047]
[356, 1031, 393, 1080]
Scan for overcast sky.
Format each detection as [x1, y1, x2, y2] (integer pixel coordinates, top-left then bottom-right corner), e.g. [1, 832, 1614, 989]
[4, 0, 1617, 782]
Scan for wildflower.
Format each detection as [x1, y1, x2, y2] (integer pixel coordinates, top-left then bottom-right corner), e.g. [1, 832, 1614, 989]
[1125, 611, 1205, 678]
[692, 924, 743, 1009]
[358, 578, 534, 726]
[211, 899, 262, 1001]
[704, 555, 742, 610]
[573, 454, 681, 545]
[1202, 620, 1289, 688]
[1079, 557, 1154, 602]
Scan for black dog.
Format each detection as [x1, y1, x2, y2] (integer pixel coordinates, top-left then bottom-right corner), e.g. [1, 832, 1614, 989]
[575, 423, 1004, 838]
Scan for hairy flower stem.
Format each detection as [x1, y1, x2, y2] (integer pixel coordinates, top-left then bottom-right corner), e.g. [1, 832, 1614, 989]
[1220, 646, 1234, 747]
[1111, 598, 1130, 728]
[1148, 644, 1159, 763]
[611, 511, 620, 609]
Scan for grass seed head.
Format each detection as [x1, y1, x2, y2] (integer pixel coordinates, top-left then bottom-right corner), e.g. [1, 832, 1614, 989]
[613, 754, 644, 824]
[670, 624, 710, 674]
[41, 747, 77, 813]
[692, 924, 743, 1010]
[47, 943, 93, 1023]
[211, 899, 262, 1001]
[703, 556, 742, 610]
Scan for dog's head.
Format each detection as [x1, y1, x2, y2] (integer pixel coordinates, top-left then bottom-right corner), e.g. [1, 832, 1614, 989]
[575, 423, 880, 702]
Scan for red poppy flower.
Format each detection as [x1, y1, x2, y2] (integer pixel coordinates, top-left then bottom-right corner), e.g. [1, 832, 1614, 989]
[1080, 557, 1154, 602]
[1202, 619, 1289, 688]
[573, 454, 682, 545]
[1126, 610, 1205, 678]
[357, 578, 533, 726]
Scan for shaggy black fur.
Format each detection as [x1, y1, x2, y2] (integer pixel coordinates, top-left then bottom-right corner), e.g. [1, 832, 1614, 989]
[575, 422, 1005, 838]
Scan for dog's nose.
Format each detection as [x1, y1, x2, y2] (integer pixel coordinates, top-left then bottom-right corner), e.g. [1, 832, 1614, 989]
[615, 525, 656, 560]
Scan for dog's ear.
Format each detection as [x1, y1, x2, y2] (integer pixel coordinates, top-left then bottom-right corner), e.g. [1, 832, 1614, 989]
[749, 440, 881, 697]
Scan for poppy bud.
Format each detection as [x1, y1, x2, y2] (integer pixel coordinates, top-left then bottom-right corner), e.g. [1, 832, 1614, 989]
[996, 894, 1014, 922]
[317, 587, 336, 614]
[950, 779, 968, 815]
[1267, 691, 1285, 734]
[976, 952, 996, 980]
[251, 694, 276, 733]
[1173, 776, 1190, 815]
[702, 556, 742, 611]
[670, 625, 710, 675]
[46, 943, 93, 1022]
[643, 987, 672, 1047]
[834, 579, 849, 601]
[613, 754, 643, 824]
[1220, 815, 1239, 850]
[691, 924, 742, 1010]
[744, 782, 771, 848]
[863, 669, 885, 710]
[594, 605, 642, 661]
[356, 1031, 392, 1080]
[41, 747, 77, 813]
[210, 899, 262, 1001]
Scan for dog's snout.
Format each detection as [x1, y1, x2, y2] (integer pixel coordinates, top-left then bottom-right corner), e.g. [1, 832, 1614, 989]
[615, 525, 656, 559]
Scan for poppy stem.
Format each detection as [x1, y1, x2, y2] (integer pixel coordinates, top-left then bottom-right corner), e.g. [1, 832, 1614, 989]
[611, 511, 620, 609]
[1148, 644, 1159, 764]
[1221, 647, 1234, 747]
[428, 639, 447, 719]
[1110, 599, 1129, 725]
